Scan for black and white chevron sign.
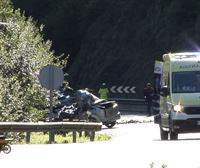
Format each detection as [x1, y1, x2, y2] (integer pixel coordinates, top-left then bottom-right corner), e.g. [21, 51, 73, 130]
[110, 86, 136, 94]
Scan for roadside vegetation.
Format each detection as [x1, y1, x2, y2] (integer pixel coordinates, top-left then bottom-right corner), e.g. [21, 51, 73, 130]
[0, 1, 110, 144]
[0, 0, 67, 123]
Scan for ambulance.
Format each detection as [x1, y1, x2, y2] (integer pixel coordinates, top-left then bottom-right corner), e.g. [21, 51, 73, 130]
[155, 52, 200, 140]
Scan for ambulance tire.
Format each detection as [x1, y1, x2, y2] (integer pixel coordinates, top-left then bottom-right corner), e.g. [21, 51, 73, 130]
[170, 132, 178, 140]
[169, 116, 178, 140]
[160, 127, 168, 140]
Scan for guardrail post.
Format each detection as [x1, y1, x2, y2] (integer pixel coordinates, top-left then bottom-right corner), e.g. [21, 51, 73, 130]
[49, 130, 55, 144]
[73, 131, 76, 143]
[85, 131, 89, 137]
[90, 131, 95, 141]
[26, 132, 31, 144]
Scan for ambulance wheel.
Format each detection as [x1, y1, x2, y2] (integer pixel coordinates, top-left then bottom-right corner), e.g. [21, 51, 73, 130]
[170, 132, 178, 140]
[160, 127, 168, 140]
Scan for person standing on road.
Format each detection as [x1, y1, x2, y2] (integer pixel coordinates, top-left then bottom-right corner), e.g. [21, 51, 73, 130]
[98, 83, 109, 100]
[143, 83, 154, 116]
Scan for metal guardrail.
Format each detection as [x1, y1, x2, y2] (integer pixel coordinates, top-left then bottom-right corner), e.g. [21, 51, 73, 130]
[0, 122, 102, 131]
[0, 122, 102, 143]
[109, 98, 147, 113]
[57, 96, 147, 114]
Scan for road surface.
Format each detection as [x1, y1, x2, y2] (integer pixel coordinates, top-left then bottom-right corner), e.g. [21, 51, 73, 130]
[1, 119, 200, 168]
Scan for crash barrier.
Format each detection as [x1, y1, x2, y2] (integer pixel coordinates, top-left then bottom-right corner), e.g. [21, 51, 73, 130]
[110, 98, 160, 114]
[109, 98, 146, 113]
[58, 94, 146, 113]
[0, 122, 102, 143]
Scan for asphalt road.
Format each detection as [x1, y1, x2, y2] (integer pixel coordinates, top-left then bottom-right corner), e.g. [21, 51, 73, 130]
[1, 116, 200, 168]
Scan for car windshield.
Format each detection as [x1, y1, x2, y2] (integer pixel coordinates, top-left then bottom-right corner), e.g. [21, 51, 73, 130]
[172, 71, 200, 93]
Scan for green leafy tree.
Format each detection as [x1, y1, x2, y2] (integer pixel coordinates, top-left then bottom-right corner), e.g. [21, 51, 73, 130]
[0, 0, 66, 122]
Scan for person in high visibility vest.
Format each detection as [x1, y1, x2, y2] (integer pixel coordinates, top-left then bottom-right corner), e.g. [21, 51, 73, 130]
[98, 83, 109, 100]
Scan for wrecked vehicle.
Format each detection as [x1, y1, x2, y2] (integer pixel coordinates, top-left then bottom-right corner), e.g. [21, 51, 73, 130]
[54, 89, 121, 128]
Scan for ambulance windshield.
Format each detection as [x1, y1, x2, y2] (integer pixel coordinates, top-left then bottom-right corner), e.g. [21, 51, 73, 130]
[172, 71, 200, 93]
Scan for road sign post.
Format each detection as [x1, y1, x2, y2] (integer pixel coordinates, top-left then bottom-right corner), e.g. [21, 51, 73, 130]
[39, 64, 64, 143]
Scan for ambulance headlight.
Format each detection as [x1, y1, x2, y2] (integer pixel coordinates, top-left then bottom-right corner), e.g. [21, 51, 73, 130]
[173, 104, 184, 112]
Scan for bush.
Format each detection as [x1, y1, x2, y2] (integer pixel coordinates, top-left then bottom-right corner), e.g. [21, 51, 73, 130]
[0, 0, 67, 122]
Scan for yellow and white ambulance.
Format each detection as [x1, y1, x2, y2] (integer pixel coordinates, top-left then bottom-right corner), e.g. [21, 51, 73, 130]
[155, 52, 200, 140]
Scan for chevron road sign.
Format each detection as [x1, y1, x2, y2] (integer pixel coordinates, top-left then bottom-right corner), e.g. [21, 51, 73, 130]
[110, 86, 136, 94]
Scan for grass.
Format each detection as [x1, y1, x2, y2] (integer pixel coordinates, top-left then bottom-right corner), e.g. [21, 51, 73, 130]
[12, 132, 111, 144]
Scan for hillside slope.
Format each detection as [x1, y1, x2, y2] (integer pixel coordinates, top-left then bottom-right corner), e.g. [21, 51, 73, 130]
[68, 0, 200, 97]
[12, 0, 200, 97]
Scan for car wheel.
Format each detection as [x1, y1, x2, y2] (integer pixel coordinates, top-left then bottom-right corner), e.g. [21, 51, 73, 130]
[3, 145, 11, 154]
[105, 121, 116, 128]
